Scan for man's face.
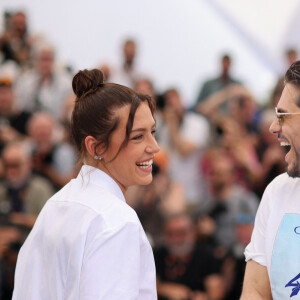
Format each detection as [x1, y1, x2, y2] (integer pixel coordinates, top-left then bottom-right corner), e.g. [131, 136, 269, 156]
[269, 83, 300, 177]
[164, 216, 195, 256]
[123, 41, 136, 64]
[222, 57, 231, 75]
[0, 86, 14, 114]
[208, 158, 234, 191]
[12, 13, 27, 35]
[2, 146, 31, 187]
[28, 115, 54, 145]
[36, 50, 54, 77]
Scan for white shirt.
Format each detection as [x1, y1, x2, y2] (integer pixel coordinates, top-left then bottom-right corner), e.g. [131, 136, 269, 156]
[245, 173, 300, 299]
[14, 68, 72, 118]
[13, 165, 157, 300]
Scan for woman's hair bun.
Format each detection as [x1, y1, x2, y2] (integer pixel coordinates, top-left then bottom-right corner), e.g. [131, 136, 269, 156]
[72, 69, 104, 98]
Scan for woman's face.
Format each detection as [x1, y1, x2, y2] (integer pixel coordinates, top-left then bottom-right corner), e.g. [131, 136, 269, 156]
[102, 102, 160, 193]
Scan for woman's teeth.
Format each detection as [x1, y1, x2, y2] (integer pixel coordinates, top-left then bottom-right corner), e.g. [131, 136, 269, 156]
[137, 159, 153, 168]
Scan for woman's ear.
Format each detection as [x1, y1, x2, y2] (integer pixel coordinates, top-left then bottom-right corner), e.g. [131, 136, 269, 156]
[85, 136, 101, 158]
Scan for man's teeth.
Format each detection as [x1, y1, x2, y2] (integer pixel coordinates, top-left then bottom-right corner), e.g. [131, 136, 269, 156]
[137, 159, 153, 168]
[280, 142, 290, 147]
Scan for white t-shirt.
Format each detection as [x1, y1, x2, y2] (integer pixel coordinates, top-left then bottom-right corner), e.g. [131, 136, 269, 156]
[245, 173, 300, 299]
[13, 165, 157, 300]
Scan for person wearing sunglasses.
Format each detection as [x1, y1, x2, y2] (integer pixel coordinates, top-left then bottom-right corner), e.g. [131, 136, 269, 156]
[241, 61, 300, 299]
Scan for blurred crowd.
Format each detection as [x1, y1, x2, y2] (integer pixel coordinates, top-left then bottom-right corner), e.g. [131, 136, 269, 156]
[0, 10, 294, 300]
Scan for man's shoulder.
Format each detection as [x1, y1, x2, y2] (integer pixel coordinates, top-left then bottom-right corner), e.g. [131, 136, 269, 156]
[264, 173, 300, 198]
[269, 172, 299, 187]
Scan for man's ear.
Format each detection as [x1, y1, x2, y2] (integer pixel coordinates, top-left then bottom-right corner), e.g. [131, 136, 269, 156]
[85, 136, 102, 158]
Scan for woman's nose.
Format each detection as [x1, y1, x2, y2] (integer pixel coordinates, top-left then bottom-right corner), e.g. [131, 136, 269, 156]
[146, 136, 160, 154]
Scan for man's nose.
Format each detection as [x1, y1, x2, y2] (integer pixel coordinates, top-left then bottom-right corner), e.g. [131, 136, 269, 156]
[269, 118, 281, 135]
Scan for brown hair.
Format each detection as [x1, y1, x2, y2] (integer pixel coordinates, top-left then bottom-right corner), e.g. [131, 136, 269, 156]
[71, 68, 155, 164]
[284, 61, 300, 105]
[285, 61, 300, 87]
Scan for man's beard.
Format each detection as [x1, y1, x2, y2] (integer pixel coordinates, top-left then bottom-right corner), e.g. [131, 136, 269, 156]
[167, 242, 194, 257]
[287, 147, 300, 178]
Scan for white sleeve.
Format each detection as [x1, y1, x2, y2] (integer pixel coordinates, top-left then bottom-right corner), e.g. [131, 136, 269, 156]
[244, 183, 273, 266]
[80, 220, 142, 300]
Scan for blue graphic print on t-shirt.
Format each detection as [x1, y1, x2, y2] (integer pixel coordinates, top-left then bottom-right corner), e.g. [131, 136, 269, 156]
[271, 214, 300, 299]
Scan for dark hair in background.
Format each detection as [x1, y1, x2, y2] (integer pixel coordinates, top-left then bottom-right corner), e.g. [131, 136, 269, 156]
[71, 68, 155, 164]
[285, 61, 300, 106]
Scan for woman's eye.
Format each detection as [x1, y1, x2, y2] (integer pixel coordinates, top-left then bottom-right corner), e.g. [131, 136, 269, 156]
[132, 135, 143, 140]
[151, 129, 156, 136]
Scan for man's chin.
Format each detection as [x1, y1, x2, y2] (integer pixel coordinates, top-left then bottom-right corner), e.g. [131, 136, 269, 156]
[287, 164, 300, 178]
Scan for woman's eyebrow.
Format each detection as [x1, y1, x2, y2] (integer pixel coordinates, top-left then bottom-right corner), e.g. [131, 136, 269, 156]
[131, 128, 146, 133]
[131, 122, 156, 133]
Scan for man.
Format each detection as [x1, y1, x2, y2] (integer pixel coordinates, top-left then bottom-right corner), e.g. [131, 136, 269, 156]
[154, 213, 219, 300]
[0, 11, 31, 67]
[195, 54, 240, 104]
[0, 77, 31, 151]
[157, 88, 210, 208]
[201, 150, 258, 250]
[0, 141, 54, 230]
[14, 43, 72, 118]
[241, 61, 300, 299]
[110, 39, 143, 88]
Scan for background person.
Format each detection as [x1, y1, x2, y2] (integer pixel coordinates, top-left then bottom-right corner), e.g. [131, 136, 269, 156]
[154, 213, 220, 300]
[12, 68, 160, 299]
[14, 42, 72, 119]
[0, 141, 54, 229]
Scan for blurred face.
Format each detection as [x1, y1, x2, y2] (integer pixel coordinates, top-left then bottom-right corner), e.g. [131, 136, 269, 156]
[135, 80, 155, 99]
[0, 87, 14, 114]
[164, 90, 183, 116]
[222, 56, 231, 75]
[287, 51, 297, 66]
[270, 83, 300, 177]
[219, 118, 244, 148]
[28, 115, 54, 145]
[229, 96, 256, 125]
[123, 41, 136, 64]
[36, 50, 54, 77]
[164, 216, 195, 256]
[12, 13, 27, 35]
[208, 158, 234, 190]
[2, 146, 31, 187]
[102, 102, 160, 193]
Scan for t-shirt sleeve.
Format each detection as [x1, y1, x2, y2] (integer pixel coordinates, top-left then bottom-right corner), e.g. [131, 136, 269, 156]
[244, 182, 273, 266]
[79, 219, 142, 300]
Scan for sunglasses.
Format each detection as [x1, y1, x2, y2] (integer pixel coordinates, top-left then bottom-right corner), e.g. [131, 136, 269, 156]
[275, 107, 300, 125]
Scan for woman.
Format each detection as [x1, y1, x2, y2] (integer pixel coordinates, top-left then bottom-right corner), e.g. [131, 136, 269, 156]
[12, 69, 160, 299]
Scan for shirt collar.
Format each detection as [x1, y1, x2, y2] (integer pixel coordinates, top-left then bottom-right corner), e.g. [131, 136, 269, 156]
[78, 164, 126, 202]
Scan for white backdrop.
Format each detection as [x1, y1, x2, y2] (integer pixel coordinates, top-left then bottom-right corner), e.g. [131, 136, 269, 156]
[1, 0, 300, 106]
